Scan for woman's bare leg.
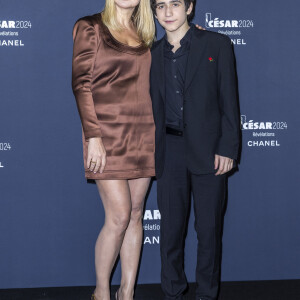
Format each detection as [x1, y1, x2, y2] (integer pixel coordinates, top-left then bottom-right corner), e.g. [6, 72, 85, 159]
[118, 177, 151, 300]
[94, 179, 132, 300]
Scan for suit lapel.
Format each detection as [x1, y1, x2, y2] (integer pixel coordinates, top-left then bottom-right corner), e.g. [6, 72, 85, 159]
[154, 39, 166, 101]
[184, 29, 207, 93]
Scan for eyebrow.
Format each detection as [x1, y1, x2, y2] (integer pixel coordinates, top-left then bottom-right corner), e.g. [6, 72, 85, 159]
[155, 0, 182, 6]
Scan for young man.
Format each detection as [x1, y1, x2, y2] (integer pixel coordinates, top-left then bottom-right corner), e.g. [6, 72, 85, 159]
[150, 0, 240, 299]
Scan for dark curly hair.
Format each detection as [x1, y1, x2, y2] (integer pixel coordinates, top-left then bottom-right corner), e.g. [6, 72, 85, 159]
[150, 0, 196, 22]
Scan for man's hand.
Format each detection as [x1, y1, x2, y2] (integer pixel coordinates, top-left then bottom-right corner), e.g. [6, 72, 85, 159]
[214, 154, 233, 175]
[87, 137, 106, 174]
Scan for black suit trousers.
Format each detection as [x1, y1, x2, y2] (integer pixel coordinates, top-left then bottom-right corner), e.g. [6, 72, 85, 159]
[157, 133, 226, 300]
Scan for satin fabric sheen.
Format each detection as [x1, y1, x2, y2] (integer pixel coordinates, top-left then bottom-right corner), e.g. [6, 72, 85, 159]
[72, 13, 155, 179]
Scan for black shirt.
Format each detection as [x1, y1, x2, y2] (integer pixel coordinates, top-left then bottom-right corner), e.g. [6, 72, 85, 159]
[164, 24, 193, 130]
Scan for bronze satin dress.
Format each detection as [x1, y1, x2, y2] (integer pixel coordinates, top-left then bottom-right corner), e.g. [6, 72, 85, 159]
[72, 13, 155, 180]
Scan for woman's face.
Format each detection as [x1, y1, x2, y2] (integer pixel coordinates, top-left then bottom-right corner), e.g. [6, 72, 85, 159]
[114, 0, 141, 10]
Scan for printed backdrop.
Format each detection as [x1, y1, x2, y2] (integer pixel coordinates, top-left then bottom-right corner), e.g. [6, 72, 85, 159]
[0, 0, 299, 289]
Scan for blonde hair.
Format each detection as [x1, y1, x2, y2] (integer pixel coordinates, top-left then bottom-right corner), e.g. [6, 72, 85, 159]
[102, 0, 155, 47]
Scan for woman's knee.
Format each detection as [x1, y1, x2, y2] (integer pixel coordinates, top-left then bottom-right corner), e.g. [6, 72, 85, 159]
[130, 205, 144, 223]
[108, 212, 131, 234]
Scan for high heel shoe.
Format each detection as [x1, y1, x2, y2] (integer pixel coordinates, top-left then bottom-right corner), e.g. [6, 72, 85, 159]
[91, 290, 98, 300]
[115, 289, 119, 300]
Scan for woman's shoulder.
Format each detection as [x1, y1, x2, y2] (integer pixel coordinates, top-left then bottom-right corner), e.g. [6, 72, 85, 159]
[72, 13, 104, 42]
[74, 12, 102, 28]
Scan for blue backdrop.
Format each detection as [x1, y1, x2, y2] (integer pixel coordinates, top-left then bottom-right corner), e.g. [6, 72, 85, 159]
[0, 0, 299, 289]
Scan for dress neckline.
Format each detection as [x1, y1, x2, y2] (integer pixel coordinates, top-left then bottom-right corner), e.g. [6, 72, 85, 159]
[97, 13, 148, 55]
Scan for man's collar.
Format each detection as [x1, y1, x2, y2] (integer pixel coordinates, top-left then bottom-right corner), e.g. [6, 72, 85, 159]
[164, 23, 194, 49]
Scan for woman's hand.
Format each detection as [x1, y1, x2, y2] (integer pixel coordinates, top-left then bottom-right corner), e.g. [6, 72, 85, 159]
[195, 24, 206, 31]
[87, 137, 106, 174]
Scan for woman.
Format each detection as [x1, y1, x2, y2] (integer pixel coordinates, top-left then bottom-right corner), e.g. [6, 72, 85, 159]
[71, 0, 155, 299]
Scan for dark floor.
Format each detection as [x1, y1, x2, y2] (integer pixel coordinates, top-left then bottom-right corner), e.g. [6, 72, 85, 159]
[0, 280, 299, 300]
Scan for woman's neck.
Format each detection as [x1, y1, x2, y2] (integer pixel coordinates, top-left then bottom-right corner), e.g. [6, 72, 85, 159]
[115, 5, 135, 29]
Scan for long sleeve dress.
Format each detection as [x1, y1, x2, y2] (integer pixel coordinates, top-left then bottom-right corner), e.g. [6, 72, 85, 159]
[72, 13, 155, 180]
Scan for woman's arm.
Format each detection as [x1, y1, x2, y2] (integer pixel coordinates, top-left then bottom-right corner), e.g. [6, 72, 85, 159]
[72, 18, 106, 173]
[72, 18, 102, 140]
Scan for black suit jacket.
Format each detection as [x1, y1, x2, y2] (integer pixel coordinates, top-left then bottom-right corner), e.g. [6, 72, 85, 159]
[150, 28, 240, 179]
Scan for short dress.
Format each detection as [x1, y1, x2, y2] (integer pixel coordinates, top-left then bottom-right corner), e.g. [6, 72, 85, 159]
[72, 13, 155, 180]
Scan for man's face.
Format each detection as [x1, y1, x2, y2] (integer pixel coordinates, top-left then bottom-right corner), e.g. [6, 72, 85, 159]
[154, 0, 192, 32]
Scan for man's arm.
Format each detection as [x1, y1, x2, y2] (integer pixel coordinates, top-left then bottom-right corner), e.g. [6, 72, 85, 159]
[215, 36, 240, 175]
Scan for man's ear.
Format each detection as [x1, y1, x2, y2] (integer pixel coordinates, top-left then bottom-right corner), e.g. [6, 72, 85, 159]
[187, 2, 193, 16]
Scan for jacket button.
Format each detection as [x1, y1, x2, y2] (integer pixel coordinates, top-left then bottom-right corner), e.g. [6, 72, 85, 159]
[184, 123, 187, 128]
